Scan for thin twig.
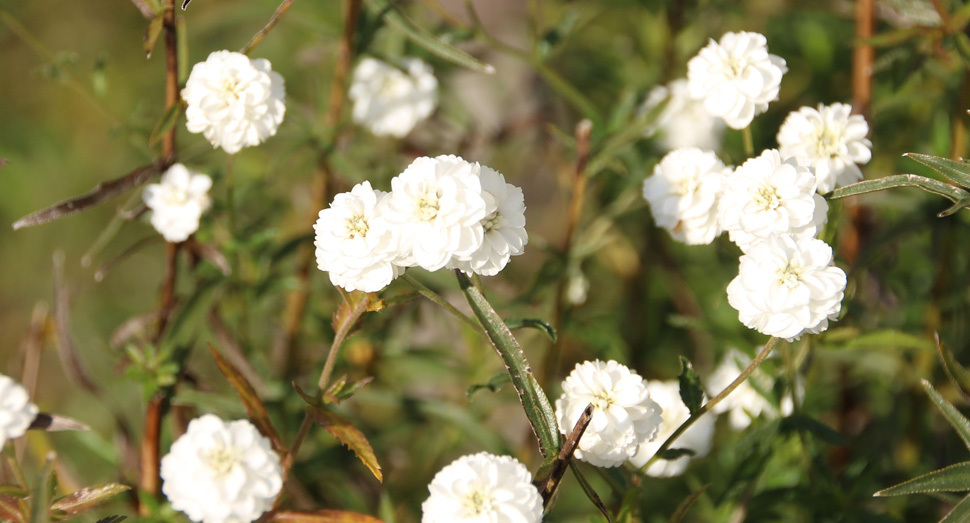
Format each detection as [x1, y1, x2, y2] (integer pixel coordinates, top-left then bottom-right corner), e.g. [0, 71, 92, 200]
[643, 338, 780, 472]
[400, 274, 483, 334]
[241, 0, 295, 56]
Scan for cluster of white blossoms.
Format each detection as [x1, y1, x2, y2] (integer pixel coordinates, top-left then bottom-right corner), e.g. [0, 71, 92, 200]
[642, 147, 730, 245]
[421, 452, 543, 523]
[143, 163, 213, 243]
[629, 380, 715, 477]
[555, 360, 663, 468]
[314, 155, 527, 292]
[160, 414, 283, 523]
[687, 31, 787, 130]
[777, 103, 873, 194]
[707, 349, 798, 431]
[182, 50, 286, 154]
[642, 79, 725, 152]
[0, 374, 38, 449]
[349, 57, 439, 138]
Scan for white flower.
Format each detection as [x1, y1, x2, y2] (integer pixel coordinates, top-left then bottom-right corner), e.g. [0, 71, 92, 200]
[143, 163, 212, 243]
[421, 452, 542, 523]
[383, 155, 487, 272]
[687, 31, 787, 129]
[182, 50, 286, 154]
[642, 147, 730, 245]
[629, 380, 715, 477]
[719, 149, 826, 252]
[0, 374, 38, 449]
[314, 181, 402, 292]
[555, 360, 663, 468]
[447, 164, 528, 276]
[726, 235, 847, 340]
[707, 348, 797, 431]
[777, 103, 872, 194]
[349, 57, 438, 138]
[161, 414, 282, 523]
[641, 79, 725, 152]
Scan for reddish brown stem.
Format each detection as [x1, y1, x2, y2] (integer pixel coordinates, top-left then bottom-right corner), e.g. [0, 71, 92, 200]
[139, 395, 165, 508]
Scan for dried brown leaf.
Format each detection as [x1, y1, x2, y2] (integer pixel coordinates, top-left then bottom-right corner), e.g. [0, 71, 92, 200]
[307, 406, 382, 482]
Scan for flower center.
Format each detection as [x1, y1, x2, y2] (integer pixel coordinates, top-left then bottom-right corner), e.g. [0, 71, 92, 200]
[202, 445, 241, 478]
[753, 184, 781, 211]
[220, 77, 243, 103]
[462, 489, 493, 516]
[481, 210, 501, 232]
[416, 190, 442, 222]
[777, 261, 803, 288]
[378, 74, 409, 97]
[591, 389, 617, 410]
[674, 176, 696, 197]
[813, 127, 843, 158]
[345, 214, 369, 239]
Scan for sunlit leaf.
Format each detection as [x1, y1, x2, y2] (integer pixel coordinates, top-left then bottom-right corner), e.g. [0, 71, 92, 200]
[677, 356, 704, 414]
[50, 483, 129, 516]
[271, 510, 384, 523]
[904, 153, 970, 190]
[829, 174, 969, 207]
[209, 343, 284, 454]
[874, 462, 970, 496]
[307, 406, 383, 482]
[923, 380, 970, 452]
[504, 318, 557, 342]
[668, 484, 709, 523]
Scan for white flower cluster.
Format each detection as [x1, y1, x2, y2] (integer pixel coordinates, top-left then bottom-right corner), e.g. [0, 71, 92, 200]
[629, 380, 715, 477]
[160, 414, 283, 523]
[421, 452, 543, 523]
[182, 50, 286, 154]
[641, 78, 725, 152]
[778, 103, 873, 194]
[0, 374, 38, 449]
[707, 349, 799, 431]
[349, 57, 439, 138]
[314, 155, 527, 292]
[143, 163, 213, 243]
[642, 147, 729, 245]
[555, 360, 663, 468]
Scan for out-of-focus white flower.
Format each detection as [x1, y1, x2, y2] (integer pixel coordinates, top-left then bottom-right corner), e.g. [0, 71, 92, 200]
[642, 147, 730, 245]
[143, 163, 212, 243]
[642, 79, 725, 152]
[349, 57, 438, 138]
[383, 155, 487, 272]
[726, 235, 847, 340]
[314, 181, 402, 293]
[447, 164, 527, 276]
[0, 374, 38, 449]
[182, 50, 286, 154]
[421, 452, 542, 523]
[707, 348, 798, 431]
[565, 268, 589, 305]
[719, 149, 826, 252]
[687, 31, 787, 129]
[555, 360, 663, 468]
[161, 414, 282, 523]
[629, 380, 715, 477]
[777, 103, 872, 194]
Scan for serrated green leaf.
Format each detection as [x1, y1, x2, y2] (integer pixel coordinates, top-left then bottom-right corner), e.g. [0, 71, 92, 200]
[904, 153, 970, 190]
[143, 15, 163, 58]
[307, 406, 383, 482]
[938, 335, 970, 402]
[209, 343, 283, 454]
[925, 380, 970, 451]
[677, 356, 704, 414]
[668, 484, 709, 523]
[830, 174, 969, 204]
[466, 372, 511, 399]
[457, 272, 561, 458]
[504, 318, 557, 342]
[875, 462, 970, 497]
[363, 0, 494, 74]
[50, 484, 129, 517]
[942, 493, 970, 523]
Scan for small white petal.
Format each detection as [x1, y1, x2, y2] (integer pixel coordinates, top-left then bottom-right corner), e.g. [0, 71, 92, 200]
[142, 164, 212, 243]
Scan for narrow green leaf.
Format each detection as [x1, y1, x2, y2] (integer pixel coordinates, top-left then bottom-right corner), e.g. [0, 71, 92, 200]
[615, 488, 640, 523]
[209, 343, 284, 454]
[940, 196, 970, 217]
[955, 34, 970, 67]
[923, 380, 970, 452]
[938, 334, 970, 403]
[143, 15, 164, 58]
[363, 0, 495, 74]
[829, 174, 969, 203]
[941, 493, 970, 523]
[504, 318, 557, 342]
[28, 454, 53, 523]
[677, 356, 704, 414]
[904, 153, 970, 190]
[334, 376, 374, 402]
[568, 462, 613, 522]
[668, 484, 709, 523]
[50, 483, 130, 516]
[271, 510, 385, 522]
[836, 329, 935, 352]
[457, 272, 561, 457]
[307, 406, 383, 482]
[860, 27, 922, 47]
[875, 462, 970, 497]
[782, 413, 848, 445]
[466, 372, 511, 399]
[658, 448, 696, 460]
[148, 103, 181, 147]
[292, 382, 319, 407]
[94, 517, 127, 523]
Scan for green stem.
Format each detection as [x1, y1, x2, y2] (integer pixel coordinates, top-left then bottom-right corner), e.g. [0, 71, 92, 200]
[401, 273, 484, 334]
[742, 126, 754, 157]
[225, 154, 237, 236]
[642, 337, 780, 472]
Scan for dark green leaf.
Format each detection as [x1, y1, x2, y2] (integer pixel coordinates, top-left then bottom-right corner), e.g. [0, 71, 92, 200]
[904, 153, 970, 190]
[209, 343, 284, 454]
[568, 462, 613, 522]
[923, 380, 970, 452]
[307, 406, 383, 482]
[504, 318, 557, 342]
[942, 493, 970, 523]
[457, 272, 561, 458]
[875, 462, 970, 497]
[50, 484, 129, 516]
[829, 174, 969, 206]
[466, 372, 511, 399]
[668, 485, 710, 523]
[148, 103, 181, 146]
[94, 517, 127, 523]
[782, 413, 848, 445]
[363, 0, 495, 74]
[292, 382, 319, 407]
[143, 15, 163, 58]
[658, 448, 696, 460]
[938, 334, 970, 403]
[677, 356, 704, 414]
